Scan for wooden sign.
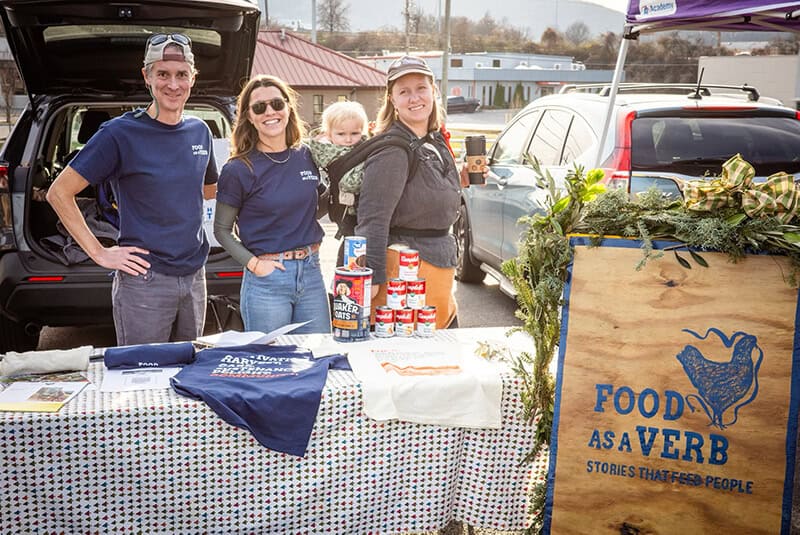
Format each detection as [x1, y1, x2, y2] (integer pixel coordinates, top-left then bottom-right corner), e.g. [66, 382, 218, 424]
[544, 238, 800, 534]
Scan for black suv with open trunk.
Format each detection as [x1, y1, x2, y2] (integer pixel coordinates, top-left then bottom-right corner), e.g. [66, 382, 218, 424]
[0, 0, 259, 351]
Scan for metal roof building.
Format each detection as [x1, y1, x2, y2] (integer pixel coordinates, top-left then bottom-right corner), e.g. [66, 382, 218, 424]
[252, 30, 385, 126]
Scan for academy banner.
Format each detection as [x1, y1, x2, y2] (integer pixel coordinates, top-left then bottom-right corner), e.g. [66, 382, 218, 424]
[544, 238, 800, 534]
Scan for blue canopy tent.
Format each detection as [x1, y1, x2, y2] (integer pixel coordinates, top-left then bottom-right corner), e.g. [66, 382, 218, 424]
[596, 0, 800, 165]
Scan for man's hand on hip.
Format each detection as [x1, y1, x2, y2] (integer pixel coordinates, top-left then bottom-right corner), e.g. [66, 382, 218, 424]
[95, 246, 151, 275]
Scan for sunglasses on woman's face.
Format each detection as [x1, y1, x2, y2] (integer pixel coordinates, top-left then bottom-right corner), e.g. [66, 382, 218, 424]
[250, 97, 288, 115]
[147, 33, 191, 47]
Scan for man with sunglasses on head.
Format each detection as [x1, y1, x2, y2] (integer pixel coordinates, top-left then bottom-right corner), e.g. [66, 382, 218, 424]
[47, 34, 218, 346]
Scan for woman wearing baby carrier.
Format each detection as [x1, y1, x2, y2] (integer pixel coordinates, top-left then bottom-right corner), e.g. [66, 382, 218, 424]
[355, 55, 475, 329]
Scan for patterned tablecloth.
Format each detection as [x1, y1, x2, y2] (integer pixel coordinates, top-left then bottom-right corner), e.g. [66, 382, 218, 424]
[1, 328, 536, 534]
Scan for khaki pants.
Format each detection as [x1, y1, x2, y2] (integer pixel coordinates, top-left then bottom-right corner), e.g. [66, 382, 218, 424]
[370, 248, 457, 329]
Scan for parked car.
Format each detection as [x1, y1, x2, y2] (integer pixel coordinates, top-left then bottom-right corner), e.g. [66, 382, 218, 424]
[0, 0, 260, 351]
[455, 83, 800, 294]
[447, 95, 481, 114]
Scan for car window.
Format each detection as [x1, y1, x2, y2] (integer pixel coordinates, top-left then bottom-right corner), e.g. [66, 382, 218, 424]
[561, 115, 594, 165]
[632, 116, 800, 176]
[526, 109, 571, 167]
[41, 104, 231, 184]
[491, 110, 540, 165]
[185, 107, 230, 140]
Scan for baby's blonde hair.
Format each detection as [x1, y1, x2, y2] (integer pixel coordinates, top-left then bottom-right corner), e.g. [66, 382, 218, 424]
[321, 100, 368, 135]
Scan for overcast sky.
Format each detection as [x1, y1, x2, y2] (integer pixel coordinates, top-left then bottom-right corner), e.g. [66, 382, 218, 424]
[268, 1, 628, 34]
[584, 0, 628, 12]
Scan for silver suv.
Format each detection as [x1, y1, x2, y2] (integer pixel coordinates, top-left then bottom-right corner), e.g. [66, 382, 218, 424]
[455, 83, 800, 294]
[0, 0, 259, 351]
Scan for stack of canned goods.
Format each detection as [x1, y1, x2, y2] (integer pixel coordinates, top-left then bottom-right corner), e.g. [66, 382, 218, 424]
[374, 247, 436, 338]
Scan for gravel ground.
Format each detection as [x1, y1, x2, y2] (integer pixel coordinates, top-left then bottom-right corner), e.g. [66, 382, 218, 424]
[405, 522, 522, 535]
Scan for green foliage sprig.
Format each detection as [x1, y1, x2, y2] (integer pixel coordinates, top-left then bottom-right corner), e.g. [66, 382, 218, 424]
[501, 163, 604, 533]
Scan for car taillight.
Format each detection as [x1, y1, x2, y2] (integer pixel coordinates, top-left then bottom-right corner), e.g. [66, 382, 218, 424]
[215, 271, 244, 278]
[599, 111, 635, 192]
[26, 276, 65, 282]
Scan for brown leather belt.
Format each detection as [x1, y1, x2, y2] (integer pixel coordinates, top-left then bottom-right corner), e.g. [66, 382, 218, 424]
[257, 243, 320, 261]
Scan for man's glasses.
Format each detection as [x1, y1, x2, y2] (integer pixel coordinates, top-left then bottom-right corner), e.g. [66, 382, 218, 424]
[250, 97, 288, 115]
[147, 33, 191, 47]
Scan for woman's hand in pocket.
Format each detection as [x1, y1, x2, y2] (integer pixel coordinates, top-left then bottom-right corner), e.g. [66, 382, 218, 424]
[248, 257, 286, 278]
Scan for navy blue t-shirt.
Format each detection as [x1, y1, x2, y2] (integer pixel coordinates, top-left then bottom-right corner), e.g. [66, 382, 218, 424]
[216, 146, 324, 255]
[70, 111, 217, 276]
[170, 344, 349, 457]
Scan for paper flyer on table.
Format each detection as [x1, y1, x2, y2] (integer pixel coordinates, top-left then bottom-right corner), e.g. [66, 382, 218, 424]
[100, 367, 181, 393]
[0, 379, 88, 412]
[195, 321, 310, 347]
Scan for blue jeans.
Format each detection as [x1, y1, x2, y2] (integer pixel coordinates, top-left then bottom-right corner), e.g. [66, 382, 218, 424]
[112, 267, 206, 345]
[240, 252, 331, 335]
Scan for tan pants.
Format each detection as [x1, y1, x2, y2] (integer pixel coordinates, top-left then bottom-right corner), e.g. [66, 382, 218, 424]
[370, 248, 457, 329]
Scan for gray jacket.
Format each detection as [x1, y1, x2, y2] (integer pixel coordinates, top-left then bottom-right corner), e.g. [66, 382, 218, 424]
[355, 122, 461, 285]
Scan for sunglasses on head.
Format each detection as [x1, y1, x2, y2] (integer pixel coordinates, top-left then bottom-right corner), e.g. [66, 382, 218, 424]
[147, 33, 191, 47]
[390, 55, 427, 69]
[250, 97, 288, 115]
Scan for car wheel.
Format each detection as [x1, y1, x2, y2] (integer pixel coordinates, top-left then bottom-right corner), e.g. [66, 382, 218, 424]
[454, 203, 486, 283]
[0, 314, 39, 352]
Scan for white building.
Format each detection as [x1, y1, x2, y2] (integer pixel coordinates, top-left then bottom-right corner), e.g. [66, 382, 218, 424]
[359, 51, 617, 106]
[698, 54, 800, 109]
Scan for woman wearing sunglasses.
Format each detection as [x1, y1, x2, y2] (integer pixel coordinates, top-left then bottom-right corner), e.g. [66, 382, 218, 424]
[355, 55, 474, 329]
[213, 75, 330, 334]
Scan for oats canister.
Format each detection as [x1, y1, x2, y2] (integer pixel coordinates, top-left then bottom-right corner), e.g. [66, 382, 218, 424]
[332, 267, 372, 342]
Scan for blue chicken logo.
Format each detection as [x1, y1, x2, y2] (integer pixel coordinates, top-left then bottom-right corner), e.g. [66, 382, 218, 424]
[676, 328, 763, 430]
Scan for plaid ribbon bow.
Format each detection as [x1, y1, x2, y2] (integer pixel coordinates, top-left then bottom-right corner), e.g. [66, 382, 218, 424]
[683, 154, 800, 224]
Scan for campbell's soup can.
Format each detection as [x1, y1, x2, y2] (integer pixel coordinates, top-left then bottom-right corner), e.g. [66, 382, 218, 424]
[406, 278, 426, 309]
[343, 236, 367, 270]
[386, 278, 407, 310]
[374, 306, 395, 338]
[416, 306, 436, 337]
[332, 267, 372, 342]
[398, 249, 420, 281]
[395, 308, 415, 337]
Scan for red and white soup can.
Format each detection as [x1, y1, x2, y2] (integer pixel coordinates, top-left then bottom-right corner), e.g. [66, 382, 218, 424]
[416, 306, 436, 337]
[406, 278, 426, 310]
[386, 278, 407, 310]
[374, 306, 395, 338]
[398, 248, 420, 281]
[395, 308, 415, 337]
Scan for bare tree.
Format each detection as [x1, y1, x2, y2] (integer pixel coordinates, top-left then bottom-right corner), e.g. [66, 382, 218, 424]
[0, 62, 18, 125]
[317, 0, 350, 33]
[540, 27, 563, 50]
[565, 21, 590, 46]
